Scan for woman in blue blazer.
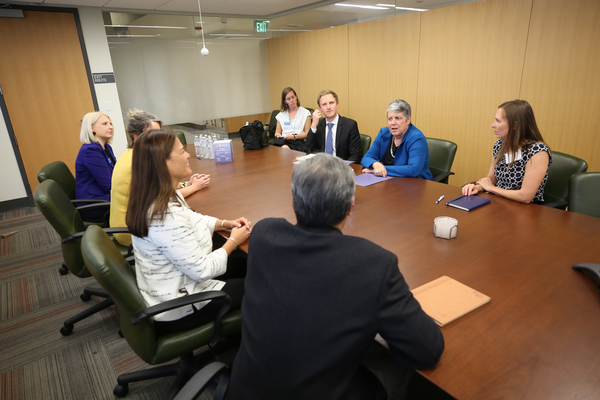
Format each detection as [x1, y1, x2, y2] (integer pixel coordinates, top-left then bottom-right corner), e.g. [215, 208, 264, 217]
[75, 112, 117, 220]
[361, 100, 433, 180]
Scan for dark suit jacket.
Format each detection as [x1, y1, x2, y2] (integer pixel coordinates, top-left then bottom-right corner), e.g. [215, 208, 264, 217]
[225, 218, 444, 400]
[305, 115, 362, 162]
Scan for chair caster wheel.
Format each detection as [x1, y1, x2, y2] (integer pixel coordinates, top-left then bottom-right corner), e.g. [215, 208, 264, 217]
[80, 293, 91, 301]
[118, 329, 124, 338]
[59, 265, 69, 275]
[114, 384, 129, 397]
[60, 325, 73, 336]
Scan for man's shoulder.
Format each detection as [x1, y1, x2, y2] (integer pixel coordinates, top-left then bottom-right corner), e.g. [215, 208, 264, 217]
[339, 116, 358, 126]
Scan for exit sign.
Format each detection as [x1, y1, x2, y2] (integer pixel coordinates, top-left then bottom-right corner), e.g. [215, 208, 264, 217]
[254, 20, 268, 33]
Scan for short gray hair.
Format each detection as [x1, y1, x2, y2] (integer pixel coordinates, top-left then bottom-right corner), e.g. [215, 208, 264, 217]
[126, 109, 162, 148]
[386, 99, 411, 119]
[292, 153, 355, 228]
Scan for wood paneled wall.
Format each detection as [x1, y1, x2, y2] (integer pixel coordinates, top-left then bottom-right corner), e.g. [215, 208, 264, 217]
[0, 11, 95, 193]
[266, 0, 600, 186]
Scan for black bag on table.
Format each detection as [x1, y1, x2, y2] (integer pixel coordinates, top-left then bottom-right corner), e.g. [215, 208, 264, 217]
[240, 120, 267, 150]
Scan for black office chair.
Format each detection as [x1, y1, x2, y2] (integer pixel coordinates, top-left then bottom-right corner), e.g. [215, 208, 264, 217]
[542, 151, 588, 209]
[567, 172, 600, 218]
[175, 130, 188, 145]
[172, 362, 229, 400]
[82, 225, 242, 399]
[37, 161, 110, 226]
[263, 110, 279, 143]
[34, 179, 131, 335]
[426, 138, 458, 184]
[360, 134, 372, 157]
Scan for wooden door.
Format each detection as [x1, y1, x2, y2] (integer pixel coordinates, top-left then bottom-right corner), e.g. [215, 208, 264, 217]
[0, 10, 95, 194]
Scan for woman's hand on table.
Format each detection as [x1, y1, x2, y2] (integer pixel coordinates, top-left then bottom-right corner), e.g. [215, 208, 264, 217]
[362, 162, 388, 178]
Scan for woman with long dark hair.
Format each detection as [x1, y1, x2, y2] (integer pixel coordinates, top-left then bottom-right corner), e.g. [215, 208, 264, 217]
[462, 100, 551, 203]
[126, 129, 251, 332]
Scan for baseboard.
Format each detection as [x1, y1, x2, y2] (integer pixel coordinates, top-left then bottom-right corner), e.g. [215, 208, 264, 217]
[0, 197, 33, 213]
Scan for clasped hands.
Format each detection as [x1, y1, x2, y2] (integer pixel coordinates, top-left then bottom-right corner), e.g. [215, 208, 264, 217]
[462, 177, 494, 196]
[226, 217, 252, 246]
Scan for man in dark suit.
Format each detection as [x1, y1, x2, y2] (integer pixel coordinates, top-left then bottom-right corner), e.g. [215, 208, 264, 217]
[305, 89, 363, 162]
[225, 154, 444, 400]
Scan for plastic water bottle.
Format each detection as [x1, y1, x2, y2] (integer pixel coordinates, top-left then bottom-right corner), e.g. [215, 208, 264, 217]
[194, 135, 201, 158]
[208, 136, 214, 159]
[202, 135, 209, 159]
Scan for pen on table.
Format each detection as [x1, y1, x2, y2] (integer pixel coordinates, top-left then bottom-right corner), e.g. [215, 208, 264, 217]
[436, 195, 444, 204]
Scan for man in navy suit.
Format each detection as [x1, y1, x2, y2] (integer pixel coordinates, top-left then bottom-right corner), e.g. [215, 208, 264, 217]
[225, 154, 444, 400]
[305, 89, 362, 162]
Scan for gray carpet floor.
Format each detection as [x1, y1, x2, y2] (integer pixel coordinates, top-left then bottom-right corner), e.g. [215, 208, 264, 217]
[0, 207, 229, 400]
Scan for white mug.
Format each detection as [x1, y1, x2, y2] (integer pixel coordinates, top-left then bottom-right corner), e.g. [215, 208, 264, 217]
[433, 217, 458, 239]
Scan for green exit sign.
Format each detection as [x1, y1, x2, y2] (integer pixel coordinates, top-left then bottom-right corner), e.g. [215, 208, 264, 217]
[254, 20, 268, 33]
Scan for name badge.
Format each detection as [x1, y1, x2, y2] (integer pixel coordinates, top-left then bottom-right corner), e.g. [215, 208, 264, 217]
[284, 121, 291, 126]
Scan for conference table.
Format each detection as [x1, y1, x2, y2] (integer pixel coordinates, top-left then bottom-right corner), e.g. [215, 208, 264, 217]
[184, 141, 600, 399]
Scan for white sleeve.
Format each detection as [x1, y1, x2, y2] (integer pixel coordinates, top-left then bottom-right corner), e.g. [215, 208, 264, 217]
[147, 203, 227, 283]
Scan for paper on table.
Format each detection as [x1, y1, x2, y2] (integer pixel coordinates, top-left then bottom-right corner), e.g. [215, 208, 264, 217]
[355, 173, 393, 187]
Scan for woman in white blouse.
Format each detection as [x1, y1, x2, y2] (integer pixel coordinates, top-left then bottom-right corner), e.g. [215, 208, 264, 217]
[126, 129, 251, 333]
[272, 87, 312, 151]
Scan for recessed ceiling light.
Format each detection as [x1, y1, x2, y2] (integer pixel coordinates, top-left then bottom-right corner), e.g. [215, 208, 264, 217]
[104, 25, 188, 29]
[376, 4, 428, 11]
[335, 3, 388, 10]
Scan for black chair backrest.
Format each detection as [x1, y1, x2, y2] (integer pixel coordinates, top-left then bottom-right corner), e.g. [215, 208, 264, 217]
[37, 161, 77, 200]
[360, 134, 372, 157]
[567, 172, 600, 218]
[34, 179, 89, 277]
[544, 151, 588, 203]
[426, 138, 458, 183]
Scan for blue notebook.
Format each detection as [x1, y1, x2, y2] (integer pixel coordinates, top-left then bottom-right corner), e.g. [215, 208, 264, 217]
[446, 195, 491, 211]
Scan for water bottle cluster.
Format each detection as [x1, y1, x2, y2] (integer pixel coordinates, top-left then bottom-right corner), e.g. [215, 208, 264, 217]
[194, 134, 216, 160]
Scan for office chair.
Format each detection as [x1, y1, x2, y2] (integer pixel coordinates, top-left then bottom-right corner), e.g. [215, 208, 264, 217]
[81, 225, 242, 399]
[263, 110, 279, 143]
[172, 362, 229, 400]
[176, 130, 188, 145]
[34, 179, 131, 335]
[426, 138, 458, 184]
[360, 134, 372, 158]
[567, 172, 600, 218]
[542, 151, 588, 209]
[37, 161, 110, 226]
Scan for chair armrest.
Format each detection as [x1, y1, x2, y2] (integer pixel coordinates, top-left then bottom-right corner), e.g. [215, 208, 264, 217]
[132, 290, 231, 324]
[541, 200, 568, 210]
[62, 227, 130, 244]
[432, 171, 454, 183]
[71, 198, 110, 204]
[133, 290, 232, 347]
[173, 362, 228, 400]
[75, 202, 111, 212]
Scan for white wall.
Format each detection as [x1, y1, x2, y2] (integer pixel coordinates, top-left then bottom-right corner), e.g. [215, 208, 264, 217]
[108, 32, 270, 126]
[78, 7, 128, 158]
[0, 109, 27, 202]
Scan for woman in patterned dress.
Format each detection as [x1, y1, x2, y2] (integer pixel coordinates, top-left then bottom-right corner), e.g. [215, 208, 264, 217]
[462, 100, 551, 203]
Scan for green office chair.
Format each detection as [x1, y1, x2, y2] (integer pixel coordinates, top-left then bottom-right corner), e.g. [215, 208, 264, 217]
[172, 362, 229, 400]
[567, 172, 600, 218]
[34, 179, 131, 335]
[82, 225, 242, 399]
[426, 138, 458, 184]
[542, 151, 588, 209]
[263, 110, 279, 143]
[38, 161, 110, 226]
[360, 134, 372, 158]
[175, 130, 188, 145]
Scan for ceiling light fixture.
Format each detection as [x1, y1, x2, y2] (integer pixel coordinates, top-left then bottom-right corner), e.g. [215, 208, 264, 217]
[376, 4, 428, 11]
[335, 3, 388, 10]
[197, 0, 209, 56]
[209, 34, 251, 37]
[106, 34, 163, 38]
[104, 25, 188, 29]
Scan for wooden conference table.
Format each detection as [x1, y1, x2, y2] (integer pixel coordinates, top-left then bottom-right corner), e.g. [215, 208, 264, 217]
[184, 141, 600, 400]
